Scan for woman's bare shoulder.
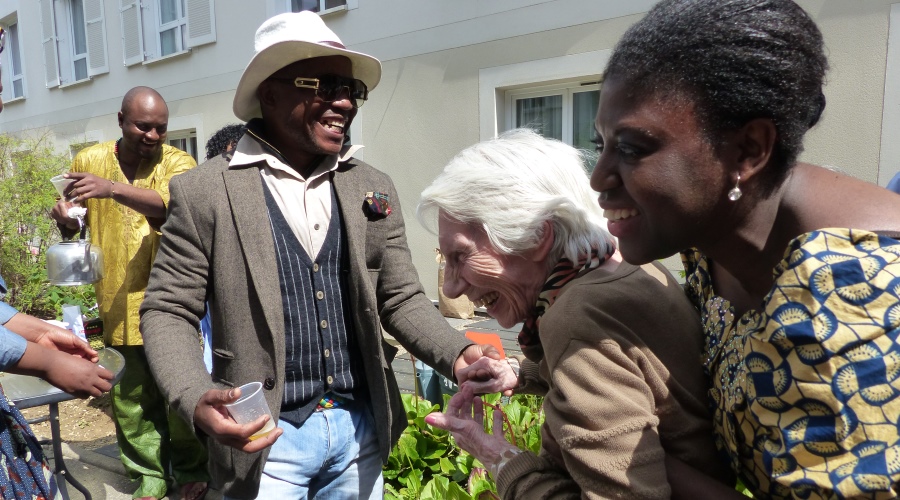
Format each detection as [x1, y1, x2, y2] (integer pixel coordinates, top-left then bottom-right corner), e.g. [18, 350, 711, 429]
[785, 163, 900, 233]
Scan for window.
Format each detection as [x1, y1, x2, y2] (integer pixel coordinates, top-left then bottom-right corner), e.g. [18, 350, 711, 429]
[119, 0, 215, 65]
[290, 0, 347, 15]
[506, 82, 600, 170]
[38, 0, 108, 87]
[167, 130, 199, 164]
[2, 20, 25, 99]
[158, 0, 187, 57]
[880, 3, 900, 187]
[479, 50, 609, 171]
[68, 0, 89, 81]
[69, 141, 98, 158]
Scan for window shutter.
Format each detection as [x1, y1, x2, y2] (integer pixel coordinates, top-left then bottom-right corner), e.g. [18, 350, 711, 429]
[185, 0, 216, 48]
[39, 0, 60, 87]
[119, 0, 144, 66]
[84, 0, 109, 76]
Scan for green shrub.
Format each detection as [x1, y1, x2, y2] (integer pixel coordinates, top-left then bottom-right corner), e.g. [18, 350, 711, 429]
[0, 133, 96, 319]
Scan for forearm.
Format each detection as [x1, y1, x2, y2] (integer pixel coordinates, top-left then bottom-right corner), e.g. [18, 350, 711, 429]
[536, 339, 670, 498]
[111, 183, 167, 220]
[3, 312, 58, 342]
[140, 175, 215, 426]
[374, 183, 471, 378]
[142, 309, 215, 426]
[383, 293, 471, 379]
[515, 357, 549, 396]
[497, 451, 584, 500]
[7, 341, 54, 378]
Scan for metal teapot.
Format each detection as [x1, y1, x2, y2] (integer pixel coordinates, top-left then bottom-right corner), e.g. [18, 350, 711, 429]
[46, 223, 104, 286]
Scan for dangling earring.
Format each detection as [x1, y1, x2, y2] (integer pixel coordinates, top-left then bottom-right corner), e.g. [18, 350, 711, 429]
[728, 174, 742, 201]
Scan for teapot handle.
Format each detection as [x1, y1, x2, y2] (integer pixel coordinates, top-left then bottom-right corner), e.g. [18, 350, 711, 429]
[82, 242, 92, 272]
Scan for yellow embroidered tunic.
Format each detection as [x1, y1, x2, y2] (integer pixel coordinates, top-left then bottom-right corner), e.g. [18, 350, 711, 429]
[684, 229, 900, 499]
[72, 141, 196, 346]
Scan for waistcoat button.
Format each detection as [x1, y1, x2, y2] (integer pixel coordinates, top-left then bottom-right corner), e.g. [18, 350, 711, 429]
[263, 378, 275, 390]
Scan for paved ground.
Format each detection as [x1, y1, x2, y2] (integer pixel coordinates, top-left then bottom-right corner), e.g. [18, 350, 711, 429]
[50, 311, 517, 499]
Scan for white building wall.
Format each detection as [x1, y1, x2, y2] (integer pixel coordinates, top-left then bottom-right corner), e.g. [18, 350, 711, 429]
[1, 0, 898, 298]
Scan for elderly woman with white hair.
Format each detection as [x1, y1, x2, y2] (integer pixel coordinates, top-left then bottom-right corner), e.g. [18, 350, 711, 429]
[420, 129, 732, 498]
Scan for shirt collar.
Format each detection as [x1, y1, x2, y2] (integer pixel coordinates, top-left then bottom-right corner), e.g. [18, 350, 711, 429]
[230, 119, 363, 179]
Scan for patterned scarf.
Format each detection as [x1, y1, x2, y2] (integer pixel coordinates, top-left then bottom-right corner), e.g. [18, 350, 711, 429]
[518, 246, 612, 362]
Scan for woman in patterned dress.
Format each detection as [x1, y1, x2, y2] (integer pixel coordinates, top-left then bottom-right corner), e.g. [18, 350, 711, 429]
[591, 0, 900, 497]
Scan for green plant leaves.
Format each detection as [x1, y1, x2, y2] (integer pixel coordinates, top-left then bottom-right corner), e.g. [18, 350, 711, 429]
[383, 392, 545, 499]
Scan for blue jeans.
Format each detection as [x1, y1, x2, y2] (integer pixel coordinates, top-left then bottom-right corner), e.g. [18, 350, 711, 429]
[235, 400, 383, 499]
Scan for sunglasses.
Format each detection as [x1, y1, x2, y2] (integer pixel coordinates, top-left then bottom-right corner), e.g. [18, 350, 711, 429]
[271, 74, 368, 108]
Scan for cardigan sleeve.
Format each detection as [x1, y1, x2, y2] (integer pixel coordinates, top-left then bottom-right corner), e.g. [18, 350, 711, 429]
[496, 338, 670, 499]
[0, 326, 28, 371]
[0, 275, 26, 371]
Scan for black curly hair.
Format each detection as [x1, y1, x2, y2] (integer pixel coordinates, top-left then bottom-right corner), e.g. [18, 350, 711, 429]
[205, 123, 247, 160]
[604, 0, 828, 193]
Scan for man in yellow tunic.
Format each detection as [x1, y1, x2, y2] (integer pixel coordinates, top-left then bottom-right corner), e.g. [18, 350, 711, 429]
[51, 86, 208, 500]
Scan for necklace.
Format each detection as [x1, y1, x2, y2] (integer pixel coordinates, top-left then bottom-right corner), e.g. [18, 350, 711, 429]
[114, 138, 122, 158]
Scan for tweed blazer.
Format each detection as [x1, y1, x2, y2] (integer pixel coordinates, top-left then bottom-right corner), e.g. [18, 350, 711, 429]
[140, 153, 471, 498]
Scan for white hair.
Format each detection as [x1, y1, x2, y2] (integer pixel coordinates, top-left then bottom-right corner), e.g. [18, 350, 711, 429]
[417, 128, 615, 263]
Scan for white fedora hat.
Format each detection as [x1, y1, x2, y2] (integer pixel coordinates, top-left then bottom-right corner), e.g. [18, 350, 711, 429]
[233, 11, 382, 121]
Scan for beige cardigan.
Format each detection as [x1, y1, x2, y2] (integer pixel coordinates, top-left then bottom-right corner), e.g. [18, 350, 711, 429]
[497, 261, 732, 499]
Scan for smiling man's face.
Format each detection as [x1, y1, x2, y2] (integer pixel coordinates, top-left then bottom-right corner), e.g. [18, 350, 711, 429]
[259, 56, 357, 168]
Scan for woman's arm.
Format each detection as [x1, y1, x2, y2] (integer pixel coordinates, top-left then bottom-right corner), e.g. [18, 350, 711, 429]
[494, 338, 671, 499]
[2, 312, 97, 361]
[8, 341, 113, 398]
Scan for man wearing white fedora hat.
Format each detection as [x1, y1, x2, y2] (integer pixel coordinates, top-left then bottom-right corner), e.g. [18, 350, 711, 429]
[141, 11, 513, 499]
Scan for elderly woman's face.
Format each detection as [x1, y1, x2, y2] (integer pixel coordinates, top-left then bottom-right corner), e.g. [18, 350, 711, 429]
[589, 77, 733, 264]
[438, 216, 548, 329]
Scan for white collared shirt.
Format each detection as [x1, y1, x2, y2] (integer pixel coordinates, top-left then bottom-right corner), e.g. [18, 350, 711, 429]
[230, 136, 363, 258]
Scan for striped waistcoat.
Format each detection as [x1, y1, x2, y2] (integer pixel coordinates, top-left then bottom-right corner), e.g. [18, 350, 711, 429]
[262, 181, 361, 425]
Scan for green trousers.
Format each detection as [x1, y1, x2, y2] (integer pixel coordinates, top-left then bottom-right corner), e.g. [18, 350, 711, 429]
[111, 346, 209, 499]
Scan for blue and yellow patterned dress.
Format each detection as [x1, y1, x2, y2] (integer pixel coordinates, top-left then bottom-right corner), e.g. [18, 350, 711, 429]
[683, 229, 900, 499]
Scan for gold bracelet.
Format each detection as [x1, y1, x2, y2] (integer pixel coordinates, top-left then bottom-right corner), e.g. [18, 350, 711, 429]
[110, 180, 116, 198]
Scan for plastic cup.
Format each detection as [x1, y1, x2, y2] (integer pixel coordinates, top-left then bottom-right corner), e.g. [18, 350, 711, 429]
[224, 382, 276, 440]
[50, 175, 74, 198]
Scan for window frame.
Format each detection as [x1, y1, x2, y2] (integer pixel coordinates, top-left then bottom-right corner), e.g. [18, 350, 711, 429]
[478, 49, 609, 142]
[66, 0, 89, 82]
[3, 20, 26, 100]
[120, 0, 215, 66]
[287, 0, 348, 15]
[157, 0, 187, 57]
[167, 129, 199, 164]
[504, 81, 600, 145]
[880, 3, 900, 187]
[38, 0, 108, 88]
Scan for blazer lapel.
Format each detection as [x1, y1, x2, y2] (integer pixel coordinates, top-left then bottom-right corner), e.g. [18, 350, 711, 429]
[223, 166, 284, 342]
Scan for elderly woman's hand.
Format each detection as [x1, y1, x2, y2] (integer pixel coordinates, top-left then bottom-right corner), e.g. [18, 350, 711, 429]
[425, 384, 521, 474]
[456, 356, 519, 396]
[453, 344, 518, 396]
